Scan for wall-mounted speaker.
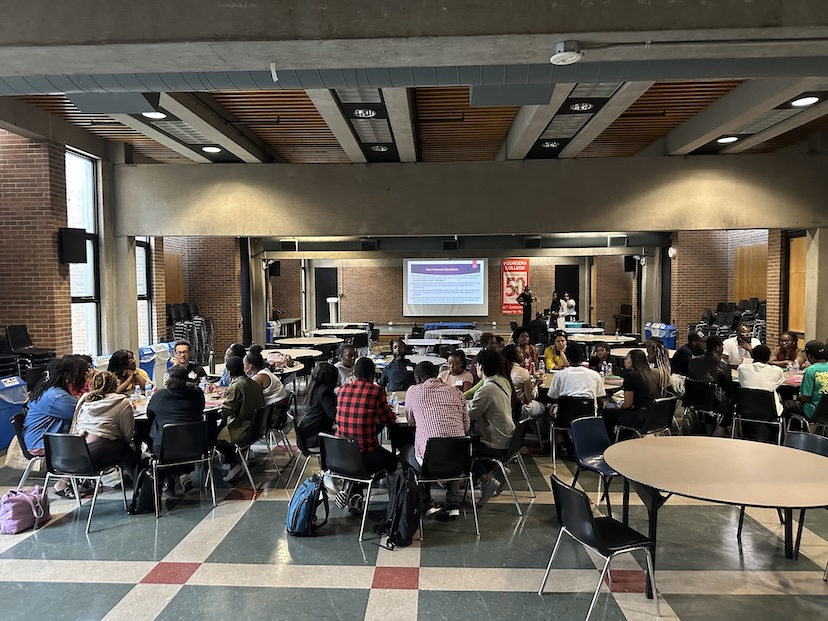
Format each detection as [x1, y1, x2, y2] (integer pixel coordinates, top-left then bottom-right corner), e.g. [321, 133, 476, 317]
[268, 260, 280, 277]
[608, 234, 628, 247]
[623, 256, 637, 272]
[524, 236, 542, 249]
[279, 240, 297, 251]
[360, 238, 378, 251]
[442, 239, 458, 251]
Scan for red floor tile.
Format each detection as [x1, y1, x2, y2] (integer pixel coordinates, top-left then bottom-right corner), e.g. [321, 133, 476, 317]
[141, 562, 202, 585]
[604, 568, 647, 593]
[371, 566, 420, 590]
[224, 488, 257, 500]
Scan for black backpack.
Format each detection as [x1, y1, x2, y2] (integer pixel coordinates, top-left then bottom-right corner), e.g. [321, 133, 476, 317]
[128, 467, 157, 515]
[373, 470, 422, 549]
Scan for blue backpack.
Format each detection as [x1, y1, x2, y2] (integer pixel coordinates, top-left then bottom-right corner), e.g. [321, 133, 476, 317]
[286, 474, 329, 536]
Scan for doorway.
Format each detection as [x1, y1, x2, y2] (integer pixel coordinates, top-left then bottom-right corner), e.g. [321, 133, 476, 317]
[555, 265, 580, 321]
[314, 267, 338, 325]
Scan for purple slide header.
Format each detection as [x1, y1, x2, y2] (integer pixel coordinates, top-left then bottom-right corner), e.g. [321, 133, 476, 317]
[411, 261, 480, 275]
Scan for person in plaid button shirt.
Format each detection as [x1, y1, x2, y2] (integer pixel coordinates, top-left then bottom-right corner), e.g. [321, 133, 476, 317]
[336, 357, 399, 476]
[402, 360, 470, 517]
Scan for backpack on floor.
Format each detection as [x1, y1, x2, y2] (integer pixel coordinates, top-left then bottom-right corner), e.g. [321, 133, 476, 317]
[128, 467, 157, 515]
[286, 474, 329, 536]
[373, 469, 421, 549]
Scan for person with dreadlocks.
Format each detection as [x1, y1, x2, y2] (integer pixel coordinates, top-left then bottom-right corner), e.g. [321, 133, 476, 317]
[646, 337, 672, 396]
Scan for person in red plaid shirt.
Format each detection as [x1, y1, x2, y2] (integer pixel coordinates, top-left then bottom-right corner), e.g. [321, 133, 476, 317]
[402, 360, 470, 517]
[336, 357, 399, 477]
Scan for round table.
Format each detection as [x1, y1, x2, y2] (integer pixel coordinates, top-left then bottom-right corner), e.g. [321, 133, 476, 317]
[307, 329, 366, 337]
[273, 362, 303, 375]
[406, 338, 462, 355]
[605, 436, 828, 577]
[271, 337, 343, 347]
[554, 327, 605, 335]
[263, 348, 323, 359]
[373, 354, 447, 369]
[460, 347, 482, 357]
[611, 347, 677, 359]
[569, 334, 636, 345]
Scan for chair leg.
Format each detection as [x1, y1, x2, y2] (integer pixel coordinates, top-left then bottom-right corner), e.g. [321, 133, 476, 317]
[119, 467, 128, 512]
[468, 474, 480, 537]
[17, 458, 38, 489]
[84, 475, 102, 535]
[263, 433, 281, 476]
[70, 478, 83, 509]
[153, 463, 161, 518]
[499, 461, 522, 517]
[358, 479, 373, 542]
[644, 548, 661, 617]
[602, 477, 613, 519]
[737, 505, 745, 540]
[571, 467, 582, 487]
[551, 431, 557, 471]
[794, 508, 806, 560]
[238, 447, 256, 491]
[290, 455, 313, 498]
[586, 556, 612, 621]
[538, 529, 565, 594]
[37, 473, 52, 530]
[516, 453, 535, 498]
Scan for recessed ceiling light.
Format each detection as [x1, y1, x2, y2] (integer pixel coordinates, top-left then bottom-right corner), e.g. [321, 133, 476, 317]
[201, 146, 222, 153]
[141, 111, 167, 120]
[549, 40, 583, 66]
[569, 102, 594, 112]
[791, 95, 820, 107]
[370, 145, 389, 152]
[716, 136, 739, 144]
[353, 108, 377, 118]
[540, 141, 560, 148]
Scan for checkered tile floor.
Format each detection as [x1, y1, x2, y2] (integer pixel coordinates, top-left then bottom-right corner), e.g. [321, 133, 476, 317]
[2, 437, 828, 621]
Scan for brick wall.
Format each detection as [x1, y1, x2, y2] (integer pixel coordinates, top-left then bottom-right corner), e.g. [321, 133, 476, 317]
[765, 228, 784, 343]
[163, 236, 243, 350]
[151, 237, 166, 343]
[270, 259, 303, 322]
[0, 129, 73, 355]
[593, 256, 633, 330]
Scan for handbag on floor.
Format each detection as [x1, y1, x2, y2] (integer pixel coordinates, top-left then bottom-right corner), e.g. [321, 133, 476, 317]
[0, 486, 51, 534]
[286, 474, 329, 536]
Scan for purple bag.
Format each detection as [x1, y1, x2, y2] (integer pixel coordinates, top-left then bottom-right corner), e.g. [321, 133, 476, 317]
[0, 486, 51, 534]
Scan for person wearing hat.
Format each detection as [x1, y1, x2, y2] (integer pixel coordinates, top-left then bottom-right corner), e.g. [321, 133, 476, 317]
[671, 330, 707, 376]
[790, 340, 828, 423]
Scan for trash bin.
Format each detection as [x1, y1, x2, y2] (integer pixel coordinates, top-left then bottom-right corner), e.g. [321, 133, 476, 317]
[266, 321, 279, 344]
[156, 342, 174, 384]
[138, 346, 156, 380]
[645, 322, 677, 350]
[0, 376, 27, 450]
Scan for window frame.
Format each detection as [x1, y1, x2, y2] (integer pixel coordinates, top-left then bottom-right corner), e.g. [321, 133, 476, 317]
[136, 237, 153, 345]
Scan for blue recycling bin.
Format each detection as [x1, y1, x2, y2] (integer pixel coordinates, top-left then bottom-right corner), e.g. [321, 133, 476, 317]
[0, 376, 27, 450]
[138, 346, 156, 378]
[645, 322, 677, 349]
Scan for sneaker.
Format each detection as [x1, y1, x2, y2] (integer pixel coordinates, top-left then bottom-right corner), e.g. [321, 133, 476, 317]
[422, 502, 442, 519]
[222, 463, 243, 483]
[179, 474, 194, 495]
[477, 478, 501, 507]
[334, 489, 349, 510]
[347, 493, 364, 516]
[445, 503, 461, 518]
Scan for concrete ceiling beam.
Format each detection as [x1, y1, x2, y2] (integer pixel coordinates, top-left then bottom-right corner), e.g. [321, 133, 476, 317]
[381, 88, 417, 163]
[497, 84, 575, 160]
[305, 89, 367, 163]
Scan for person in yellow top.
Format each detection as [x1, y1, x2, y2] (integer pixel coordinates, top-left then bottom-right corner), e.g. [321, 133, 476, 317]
[107, 349, 150, 394]
[544, 331, 571, 370]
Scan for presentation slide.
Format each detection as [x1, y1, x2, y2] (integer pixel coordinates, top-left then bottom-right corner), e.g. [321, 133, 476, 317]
[403, 259, 488, 316]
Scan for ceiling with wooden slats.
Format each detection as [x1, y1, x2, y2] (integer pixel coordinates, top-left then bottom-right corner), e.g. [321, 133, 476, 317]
[413, 87, 518, 162]
[577, 80, 744, 158]
[15, 95, 195, 164]
[209, 91, 351, 164]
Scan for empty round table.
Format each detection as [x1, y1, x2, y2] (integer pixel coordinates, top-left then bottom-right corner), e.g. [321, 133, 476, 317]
[271, 337, 343, 347]
[263, 348, 323, 359]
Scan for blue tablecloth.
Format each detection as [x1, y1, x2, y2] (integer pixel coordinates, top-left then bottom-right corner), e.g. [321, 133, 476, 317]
[423, 322, 476, 330]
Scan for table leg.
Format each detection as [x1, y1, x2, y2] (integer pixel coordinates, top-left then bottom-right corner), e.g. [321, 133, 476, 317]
[784, 507, 794, 559]
[622, 478, 630, 526]
[633, 483, 669, 599]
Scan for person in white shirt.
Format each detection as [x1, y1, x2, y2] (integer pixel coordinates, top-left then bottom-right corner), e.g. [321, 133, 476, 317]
[548, 342, 606, 415]
[737, 344, 784, 441]
[722, 323, 762, 368]
[563, 293, 577, 322]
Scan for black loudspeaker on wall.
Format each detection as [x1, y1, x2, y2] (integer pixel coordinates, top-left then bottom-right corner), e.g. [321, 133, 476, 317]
[279, 240, 298, 251]
[361, 239, 378, 251]
[268, 261, 280, 277]
[524, 236, 542, 249]
[623, 256, 637, 272]
[442, 239, 458, 251]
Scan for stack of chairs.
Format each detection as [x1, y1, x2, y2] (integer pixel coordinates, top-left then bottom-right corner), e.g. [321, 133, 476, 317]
[5, 325, 55, 379]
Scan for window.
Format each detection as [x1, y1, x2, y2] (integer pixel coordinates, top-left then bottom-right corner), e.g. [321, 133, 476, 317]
[66, 150, 101, 355]
[136, 237, 153, 345]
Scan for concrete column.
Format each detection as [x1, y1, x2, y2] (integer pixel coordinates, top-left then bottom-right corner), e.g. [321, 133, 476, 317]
[804, 228, 828, 340]
[640, 251, 663, 331]
[247, 238, 267, 346]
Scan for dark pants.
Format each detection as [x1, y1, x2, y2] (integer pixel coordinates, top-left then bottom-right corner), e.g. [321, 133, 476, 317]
[87, 437, 138, 482]
[401, 444, 462, 505]
[471, 436, 508, 478]
[361, 447, 398, 476]
[602, 407, 647, 442]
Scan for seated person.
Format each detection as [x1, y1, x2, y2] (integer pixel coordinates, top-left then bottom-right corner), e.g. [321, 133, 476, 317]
[503, 344, 544, 418]
[494, 335, 506, 353]
[403, 360, 470, 517]
[768, 331, 807, 369]
[544, 331, 570, 370]
[468, 349, 516, 506]
[587, 341, 612, 374]
[646, 337, 672, 395]
[216, 343, 246, 387]
[70, 355, 95, 397]
[378, 339, 415, 391]
[244, 351, 288, 408]
[512, 327, 538, 374]
[334, 344, 357, 390]
[671, 331, 707, 376]
[146, 365, 206, 455]
[527, 312, 549, 350]
[216, 356, 265, 482]
[438, 350, 473, 392]
[602, 350, 662, 438]
[297, 362, 338, 449]
[470, 333, 497, 384]
[786, 340, 828, 426]
[22, 356, 86, 453]
[737, 344, 784, 441]
[170, 340, 207, 386]
[688, 335, 735, 430]
[107, 349, 149, 394]
[336, 358, 398, 510]
[722, 323, 762, 368]
[70, 371, 138, 482]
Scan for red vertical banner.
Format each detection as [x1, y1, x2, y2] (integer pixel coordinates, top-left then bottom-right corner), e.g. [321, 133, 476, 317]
[501, 258, 529, 314]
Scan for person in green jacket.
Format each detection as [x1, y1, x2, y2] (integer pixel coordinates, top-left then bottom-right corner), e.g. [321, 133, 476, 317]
[218, 356, 265, 482]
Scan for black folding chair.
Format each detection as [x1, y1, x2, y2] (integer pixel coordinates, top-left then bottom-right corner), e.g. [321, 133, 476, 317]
[682, 379, 722, 432]
[269, 391, 298, 466]
[218, 404, 277, 491]
[787, 396, 828, 435]
[11, 408, 45, 489]
[539, 475, 659, 621]
[784, 432, 828, 559]
[732, 388, 782, 444]
[415, 436, 479, 539]
[152, 421, 217, 518]
[318, 433, 387, 541]
[549, 396, 595, 468]
[615, 396, 679, 442]
[42, 433, 129, 534]
[471, 418, 536, 516]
